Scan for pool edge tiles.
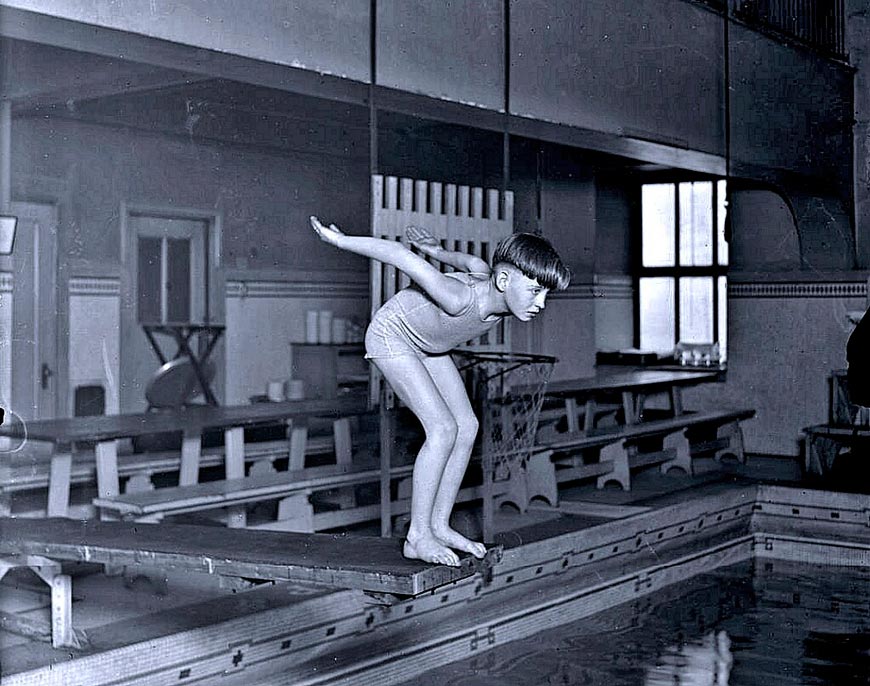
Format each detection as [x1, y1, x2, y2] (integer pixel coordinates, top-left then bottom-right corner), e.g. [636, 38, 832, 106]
[2, 485, 868, 686]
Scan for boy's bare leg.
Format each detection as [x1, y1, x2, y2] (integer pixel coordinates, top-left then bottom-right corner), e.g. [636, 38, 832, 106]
[422, 355, 488, 559]
[374, 356, 461, 567]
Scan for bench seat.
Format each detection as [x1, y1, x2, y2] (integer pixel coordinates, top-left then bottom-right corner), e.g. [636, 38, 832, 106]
[93, 462, 415, 529]
[0, 435, 346, 495]
[498, 407, 755, 511]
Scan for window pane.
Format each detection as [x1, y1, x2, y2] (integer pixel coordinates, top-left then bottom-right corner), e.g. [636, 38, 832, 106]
[166, 238, 191, 322]
[679, 277, 713, 343]
[642, 184, 675, 267]
[717, 179, 729, 266]
[137, 237, 161, 323]
[640, 277, 675, 353]
[718, 276, 728, 362]
[679, 182, 712, 266]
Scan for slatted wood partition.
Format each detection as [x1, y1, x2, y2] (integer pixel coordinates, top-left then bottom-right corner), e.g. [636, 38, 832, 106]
[370, 175, 515, 403]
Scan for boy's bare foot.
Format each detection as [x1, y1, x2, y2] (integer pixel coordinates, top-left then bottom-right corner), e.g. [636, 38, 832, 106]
[403, 533, 460, 567]
[432, 526, 487, 559]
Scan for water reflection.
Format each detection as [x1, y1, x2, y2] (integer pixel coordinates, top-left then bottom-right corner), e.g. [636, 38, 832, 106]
[406, 561, 869, 686]
[645, 630, 733, 686]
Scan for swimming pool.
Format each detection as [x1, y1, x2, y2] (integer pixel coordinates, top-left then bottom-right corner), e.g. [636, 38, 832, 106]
[3, 485, 867, 686]
[404, 559, 869, 685]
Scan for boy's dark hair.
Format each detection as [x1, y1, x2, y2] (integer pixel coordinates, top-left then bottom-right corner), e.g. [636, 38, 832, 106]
[492, 233, 571, 290]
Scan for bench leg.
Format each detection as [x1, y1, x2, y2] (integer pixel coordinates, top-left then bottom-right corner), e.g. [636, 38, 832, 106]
[660, 430, 693, 476]
[596, 442, 630, 491]
[525, 451, 558, 507]
[24, 555, 85, 649]
[332, 417, 356, 509]
[274, 494, 315, 532]
[714, 421, 746, 464]
[47, 451, 72, 518]
[179, 431, 202, 486]
[225, 428, 247, 528]
[288, 421, 309, 471]
[124, 472, 154, 494]
[495, 459, 530, 513]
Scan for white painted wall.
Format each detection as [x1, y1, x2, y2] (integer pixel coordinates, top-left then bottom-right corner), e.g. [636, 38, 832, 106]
[68, 277, 121, 415]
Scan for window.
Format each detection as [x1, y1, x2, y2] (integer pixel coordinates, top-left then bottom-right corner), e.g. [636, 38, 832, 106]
[638, 180, 728, 362]
[131, 215, 208, 324]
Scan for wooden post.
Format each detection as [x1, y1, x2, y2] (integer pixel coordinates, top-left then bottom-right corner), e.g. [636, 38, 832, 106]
[47, 450, 72, 518]
[379, 387, 395, 538]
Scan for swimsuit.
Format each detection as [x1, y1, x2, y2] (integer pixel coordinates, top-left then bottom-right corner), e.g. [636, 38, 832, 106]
[365, 272, 501, 359]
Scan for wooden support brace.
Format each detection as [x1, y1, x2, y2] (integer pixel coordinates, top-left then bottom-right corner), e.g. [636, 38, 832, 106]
[330, 417, 356, 509]
[596, 441, 630, 491]
[660, 430, 693, 476]
[47, 451, 72, 518]
[224, 427, 247, 528]
[287, 420, 309, 471]
[714, 421, 746, 464]
[179, 430, 202, 486]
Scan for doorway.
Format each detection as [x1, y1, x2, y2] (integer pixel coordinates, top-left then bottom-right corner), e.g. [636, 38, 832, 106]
[3, 201, 59, 420]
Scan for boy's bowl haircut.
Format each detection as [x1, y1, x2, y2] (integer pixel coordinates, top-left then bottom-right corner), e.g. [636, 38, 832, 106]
[492, 233, 571, 290]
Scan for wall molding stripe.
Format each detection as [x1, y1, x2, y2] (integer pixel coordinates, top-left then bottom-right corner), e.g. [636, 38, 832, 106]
[69, 276, 121, 297]
[550, 280, 634, 301]
[226, 280, 368, 299]
[729, 282, 867, 299]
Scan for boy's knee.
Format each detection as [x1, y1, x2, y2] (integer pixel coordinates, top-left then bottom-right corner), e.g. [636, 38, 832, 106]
[456, 415, 479, 443]
[426, 415, 458, 447]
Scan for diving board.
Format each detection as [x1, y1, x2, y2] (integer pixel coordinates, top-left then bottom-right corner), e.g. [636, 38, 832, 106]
[0, 517, 500, 597]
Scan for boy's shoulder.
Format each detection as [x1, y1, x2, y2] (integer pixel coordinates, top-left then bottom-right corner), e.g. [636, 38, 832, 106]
[446, 271, 490, 286]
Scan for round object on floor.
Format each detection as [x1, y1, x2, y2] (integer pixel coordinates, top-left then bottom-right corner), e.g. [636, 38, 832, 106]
[145, 357, 216, 408]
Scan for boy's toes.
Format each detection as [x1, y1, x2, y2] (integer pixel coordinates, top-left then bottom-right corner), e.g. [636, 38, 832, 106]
[468, 542, 487, 559]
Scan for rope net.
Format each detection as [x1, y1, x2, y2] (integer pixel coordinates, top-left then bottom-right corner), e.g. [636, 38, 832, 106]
[455, 351, 556, 478]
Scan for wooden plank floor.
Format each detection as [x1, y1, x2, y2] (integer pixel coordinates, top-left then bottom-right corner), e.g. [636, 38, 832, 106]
[0, 518, 498, 596]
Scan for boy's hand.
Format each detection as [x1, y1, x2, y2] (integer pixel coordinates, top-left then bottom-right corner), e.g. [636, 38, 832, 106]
[406, 225, 440, 256]
[310, 215, 344, 247]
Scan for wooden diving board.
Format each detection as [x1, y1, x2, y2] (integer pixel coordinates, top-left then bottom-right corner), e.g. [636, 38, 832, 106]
[0, 517, 500, 597]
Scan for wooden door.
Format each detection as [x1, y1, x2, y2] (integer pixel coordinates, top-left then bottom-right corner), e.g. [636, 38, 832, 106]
[4, 201, 59, 420]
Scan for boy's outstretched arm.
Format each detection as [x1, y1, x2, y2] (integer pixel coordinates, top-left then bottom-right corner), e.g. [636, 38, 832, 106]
[310, 217, 472, 314]
[406, 226, 491, 275]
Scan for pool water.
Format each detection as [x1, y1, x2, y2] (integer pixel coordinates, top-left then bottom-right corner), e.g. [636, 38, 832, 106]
[406, 561, 869, 685]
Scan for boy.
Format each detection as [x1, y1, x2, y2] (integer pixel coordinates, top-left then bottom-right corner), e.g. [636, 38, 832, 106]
[311, 216, 570, 566]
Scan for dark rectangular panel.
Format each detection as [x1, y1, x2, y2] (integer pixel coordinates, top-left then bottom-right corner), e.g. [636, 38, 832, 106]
[377, 0, 504, 112]
[137, 236, 161, 323]
[166, 237, 190, 323]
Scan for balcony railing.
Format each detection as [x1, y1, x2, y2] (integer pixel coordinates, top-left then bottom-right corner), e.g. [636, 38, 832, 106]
[734, 0, 847, 60]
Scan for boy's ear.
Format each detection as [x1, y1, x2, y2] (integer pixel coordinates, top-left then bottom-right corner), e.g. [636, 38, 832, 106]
[494, 266, 511, 293]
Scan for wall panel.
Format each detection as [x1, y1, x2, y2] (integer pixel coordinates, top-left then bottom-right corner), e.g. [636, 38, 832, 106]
[376, 0, 504, 111]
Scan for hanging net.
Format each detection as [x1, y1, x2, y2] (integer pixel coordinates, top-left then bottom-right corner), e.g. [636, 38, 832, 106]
[455, 351, 556, 478]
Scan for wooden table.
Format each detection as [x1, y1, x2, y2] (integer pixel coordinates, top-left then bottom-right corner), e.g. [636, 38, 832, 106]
[0, 395, 369, 519]
[540, 369, 720, 434]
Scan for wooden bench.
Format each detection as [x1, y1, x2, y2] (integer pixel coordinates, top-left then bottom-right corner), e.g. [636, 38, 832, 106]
[0, 433, 356, 502]
[93, 462, 415, 531]
[498, 408, 755, 512]
[803, 423, 869, 476]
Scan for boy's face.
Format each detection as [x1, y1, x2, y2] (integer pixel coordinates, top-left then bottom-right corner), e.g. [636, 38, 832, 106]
[500, 268, 549, 321]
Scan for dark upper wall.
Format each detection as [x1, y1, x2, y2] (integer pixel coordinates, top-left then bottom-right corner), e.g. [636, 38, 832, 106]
[5, 0, 852, 185]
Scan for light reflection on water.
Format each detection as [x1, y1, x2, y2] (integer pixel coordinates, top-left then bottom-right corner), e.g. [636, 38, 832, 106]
[406, 561, 869, 686]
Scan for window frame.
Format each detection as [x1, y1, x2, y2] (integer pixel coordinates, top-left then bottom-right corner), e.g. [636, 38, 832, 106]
[633, 175, 729, 354]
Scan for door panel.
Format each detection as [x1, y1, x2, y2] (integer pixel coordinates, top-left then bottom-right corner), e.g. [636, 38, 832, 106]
[8, 201, 58, 420]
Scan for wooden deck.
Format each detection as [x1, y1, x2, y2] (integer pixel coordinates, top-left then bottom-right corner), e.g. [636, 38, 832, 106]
[1, 457, 866, 686]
